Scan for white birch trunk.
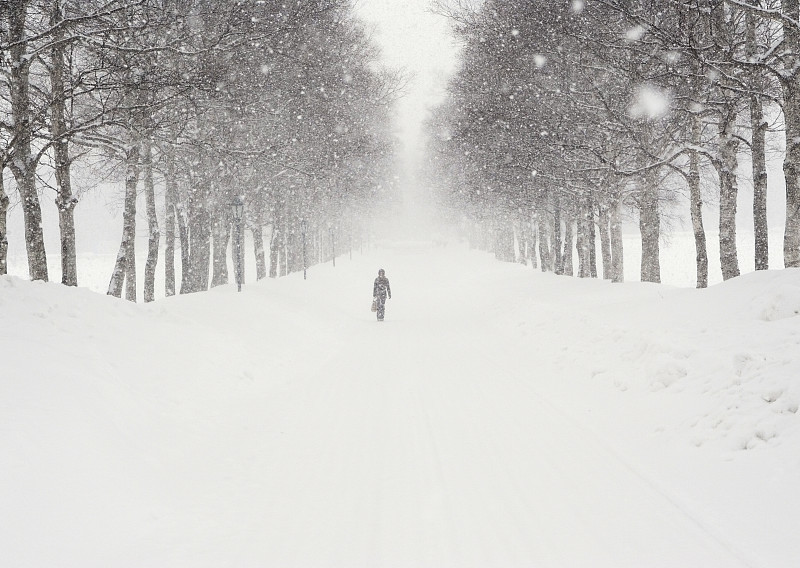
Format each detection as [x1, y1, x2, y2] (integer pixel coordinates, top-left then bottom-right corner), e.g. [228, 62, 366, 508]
[717, 110, 741, 281]
[609, 195, 624, 284]
[0, 173, 8, 275]
[142, 139, 159, 303]
[210, 215, 230, 288]
[747, 8, 769, 271]
[782, 0, 800, 267]
[164, 142, 177, 297]
[690, 116, 709, 288]
[269, 221, 279, 278]
[639, 175, 661, 283]
[536, 208, 551, 272]
[553, 197, 563, 274]
[252, 225, 267, 280]
[588, 200, 597, 278]
[48, 0, 78, 286]
[562, 209, 574, 277]
[598, 205, 612, 280]
[186, 179, 212, 292]
[8, 0, 48, 281]
[529, 212, 538, 269]
[108, 142, 140, 300]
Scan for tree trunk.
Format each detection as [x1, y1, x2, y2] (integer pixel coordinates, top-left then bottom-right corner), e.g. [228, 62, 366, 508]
[253, 225, 267, 280]
[639, 175, 661, 283]
[495, 220, 515, 262]
[108, 142, 140, 301]
[516, 212, 527, 265]
[598, 205, 612, 280]
[185, 180, 212, 292]
[562, 209, 574, 276]
[575, 219, 584, 277]
[751, 96, 769, 270]
[178, 203, 191, 294]
[747, 9, 769, 271]
[269, 223, 279, 278]
[553, 197, 563, 274]
[537, 208, 551, 272]
[529, 211, 538, 269]
[689, 116, 709, 289]
[588, 199, 597, 278]
[782, 0, 800, 268]
[49, 0, 77, 286]
[142, 139, 159, 302]
[280, 220, 289, 277]
[718, 111, 741, 280]
[0, 174, 8, 276]
[164, 143, 177, 297]
[610, 195, 624, 283]
[8, 0, 48, 281]
[577, 199, 590, 278]
[211, 215, 230, 288]
[784, 90, 800, 267]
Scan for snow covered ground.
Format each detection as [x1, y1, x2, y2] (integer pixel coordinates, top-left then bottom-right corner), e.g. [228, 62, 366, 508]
[2, 239, 799, 567]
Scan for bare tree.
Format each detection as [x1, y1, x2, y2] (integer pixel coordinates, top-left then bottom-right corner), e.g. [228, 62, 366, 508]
[4, 0, 49, 281]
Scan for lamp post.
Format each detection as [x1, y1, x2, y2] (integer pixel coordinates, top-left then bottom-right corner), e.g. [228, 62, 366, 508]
[231, 196, 244, 292]
[300, 218, 308, 280]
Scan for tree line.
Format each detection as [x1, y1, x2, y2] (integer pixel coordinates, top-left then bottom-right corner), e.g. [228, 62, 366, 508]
[1, 0, 401, 300]
[427, 0, 800, 286]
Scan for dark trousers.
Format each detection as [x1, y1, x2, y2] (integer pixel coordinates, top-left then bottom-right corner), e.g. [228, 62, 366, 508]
[376, 293, 387, 320]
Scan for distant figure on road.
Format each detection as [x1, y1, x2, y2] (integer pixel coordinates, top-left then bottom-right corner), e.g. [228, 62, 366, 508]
[373, 268, 391, 321]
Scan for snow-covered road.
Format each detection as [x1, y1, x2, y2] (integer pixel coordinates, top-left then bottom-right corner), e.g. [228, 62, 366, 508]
[210, 248, 752, 567]
[3, 241, 798, 566]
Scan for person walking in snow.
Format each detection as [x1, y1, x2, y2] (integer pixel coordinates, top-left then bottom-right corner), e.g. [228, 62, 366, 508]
[373, 268, 391, 321]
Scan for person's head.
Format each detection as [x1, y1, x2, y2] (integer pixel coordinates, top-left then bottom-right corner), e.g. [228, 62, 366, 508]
[378, 269, 385, 277]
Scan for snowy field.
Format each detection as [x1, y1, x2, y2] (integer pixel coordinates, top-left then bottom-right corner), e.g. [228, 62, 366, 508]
[2, 236, 799, 567]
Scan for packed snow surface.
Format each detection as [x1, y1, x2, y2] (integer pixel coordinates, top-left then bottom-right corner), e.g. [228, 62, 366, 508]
[2, 242, 799, 567]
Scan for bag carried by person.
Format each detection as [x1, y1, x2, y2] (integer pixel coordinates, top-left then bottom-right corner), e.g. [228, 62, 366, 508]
[371, 298, 377, 312]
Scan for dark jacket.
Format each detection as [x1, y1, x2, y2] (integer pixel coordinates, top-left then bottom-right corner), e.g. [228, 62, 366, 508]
[373, 276, 391, 299]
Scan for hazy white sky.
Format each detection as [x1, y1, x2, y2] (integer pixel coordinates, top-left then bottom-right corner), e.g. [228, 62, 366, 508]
[353, 0, 460, 155]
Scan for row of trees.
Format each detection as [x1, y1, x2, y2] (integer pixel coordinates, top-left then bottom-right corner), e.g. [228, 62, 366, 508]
[1, 0, 400, 300]
[427, 0, 800, 286]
